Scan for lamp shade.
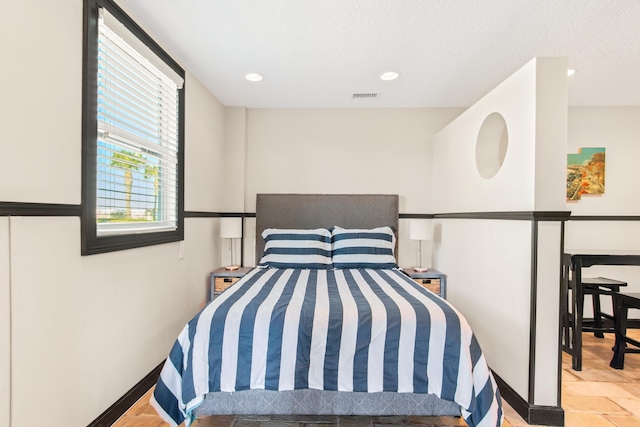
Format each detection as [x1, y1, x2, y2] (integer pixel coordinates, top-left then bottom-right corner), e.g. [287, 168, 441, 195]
[409, 219, 432, 241]
[220, 217, 242, 239]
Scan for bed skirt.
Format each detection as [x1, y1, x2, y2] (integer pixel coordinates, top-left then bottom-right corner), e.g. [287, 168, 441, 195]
[194, 389, 462, 417]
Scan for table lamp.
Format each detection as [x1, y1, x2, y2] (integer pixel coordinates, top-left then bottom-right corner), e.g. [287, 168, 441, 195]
[220, 217, 242, 270]
[409, 219, 432, 272]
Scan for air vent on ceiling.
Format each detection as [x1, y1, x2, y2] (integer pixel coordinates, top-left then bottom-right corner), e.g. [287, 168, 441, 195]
[352, 93, 379, 99]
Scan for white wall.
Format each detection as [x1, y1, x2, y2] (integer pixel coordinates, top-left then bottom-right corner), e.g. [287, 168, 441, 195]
[0, 0, 82, 205]
[432, 58, 568, 406]
[223, 107, 249, 211]
[565, 107, 640, 312]
[434, 219, 533, 399]
[534, 221, 562, 405]
[566, 107, 640, 216]
[435, 221, 561, 406]
[565, 107, 640, 271]
[0, 218, 9, 427]
[185, 76, 228, 213]
[242, 107, 463, 266]
[534, 61, 569, 211]
[0, 1, 227, 425]
[433, 58, 567, 213]
[244, 108, 462, 212]
[9, 217, 201, 425]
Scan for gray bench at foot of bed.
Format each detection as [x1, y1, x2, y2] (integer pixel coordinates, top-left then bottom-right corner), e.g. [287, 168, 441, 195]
[194, 389, 462, 417]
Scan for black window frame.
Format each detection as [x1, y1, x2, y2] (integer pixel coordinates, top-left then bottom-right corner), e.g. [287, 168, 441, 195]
[81, 0, 185, 255]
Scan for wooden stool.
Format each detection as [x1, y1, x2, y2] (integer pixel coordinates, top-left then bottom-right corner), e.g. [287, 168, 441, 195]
[581, 277, 627, 338]
[563, 276, 627, 343]
[610, 292, 640, 369]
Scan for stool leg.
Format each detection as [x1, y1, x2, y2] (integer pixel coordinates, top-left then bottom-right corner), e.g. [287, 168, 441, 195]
[564, 289, 570, 348]
[572, 265, 584, 370]
[610, 295, 627, 369]
[593, 289, 605, 338]
[562, 255, 571, 351]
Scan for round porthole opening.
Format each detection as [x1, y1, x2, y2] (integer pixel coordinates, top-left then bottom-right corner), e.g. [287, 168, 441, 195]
[476, 112, 508, 179]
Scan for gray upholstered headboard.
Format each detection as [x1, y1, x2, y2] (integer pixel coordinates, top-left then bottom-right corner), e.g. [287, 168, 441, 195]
[255, 194, 399, 265]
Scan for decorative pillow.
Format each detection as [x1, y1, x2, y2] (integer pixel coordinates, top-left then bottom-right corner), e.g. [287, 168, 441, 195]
[331, 226, 398, 269]
[258, 228, 333, 269]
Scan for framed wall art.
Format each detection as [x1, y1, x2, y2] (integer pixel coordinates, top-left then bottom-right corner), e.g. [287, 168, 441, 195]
[567, 147, 605, 201]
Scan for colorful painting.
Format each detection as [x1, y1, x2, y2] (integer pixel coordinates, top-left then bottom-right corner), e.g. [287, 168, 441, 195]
[566, 147, 605, 201]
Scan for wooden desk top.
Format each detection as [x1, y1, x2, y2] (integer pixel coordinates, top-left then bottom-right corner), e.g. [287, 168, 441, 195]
[564, 250, 640, 268]
[565, 249, 640, 256]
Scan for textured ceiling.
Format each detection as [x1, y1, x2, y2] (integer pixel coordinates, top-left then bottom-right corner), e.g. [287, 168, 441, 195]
[116, 0, 640, 108]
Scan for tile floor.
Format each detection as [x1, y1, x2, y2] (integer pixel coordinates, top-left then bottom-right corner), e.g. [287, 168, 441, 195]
[113, 330, 640, 427]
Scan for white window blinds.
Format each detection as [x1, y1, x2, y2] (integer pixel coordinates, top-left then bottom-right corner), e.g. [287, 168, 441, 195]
[96, 7, 182, 236]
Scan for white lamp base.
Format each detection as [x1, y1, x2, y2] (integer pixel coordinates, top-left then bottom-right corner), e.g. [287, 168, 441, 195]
[413, 266, 428, 272]
[225, 265, 239, 271]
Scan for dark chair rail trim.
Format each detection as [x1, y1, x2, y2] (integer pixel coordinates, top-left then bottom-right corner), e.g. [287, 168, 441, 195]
[4, 204, 640, 222]
[185, 211, 255, 218]
[0, 202, 82, 217]
[399, 213, 433, 219]
[433, 211, 571, 221]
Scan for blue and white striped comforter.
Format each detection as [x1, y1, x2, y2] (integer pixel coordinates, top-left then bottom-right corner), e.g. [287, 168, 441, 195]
[151, 268, 503, 427]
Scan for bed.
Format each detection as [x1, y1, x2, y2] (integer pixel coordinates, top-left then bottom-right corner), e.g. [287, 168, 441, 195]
[152, 194, 503, 427]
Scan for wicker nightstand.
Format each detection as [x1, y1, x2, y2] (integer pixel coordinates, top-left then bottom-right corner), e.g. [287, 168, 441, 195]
[403, 268, 447, 299]
[209, 267, 252, 302]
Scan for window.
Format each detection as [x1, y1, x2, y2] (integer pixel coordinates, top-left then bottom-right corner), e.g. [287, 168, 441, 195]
[82, 0, 185, 255]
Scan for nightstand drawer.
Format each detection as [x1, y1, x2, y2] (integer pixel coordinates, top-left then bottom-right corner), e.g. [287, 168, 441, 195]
[214, 276, 240, 292]
[404, 268, 446, 299]
[414, 278, 441, 294]
[209, 267, 252, 302]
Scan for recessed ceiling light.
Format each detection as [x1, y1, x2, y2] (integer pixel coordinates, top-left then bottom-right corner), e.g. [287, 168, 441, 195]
[245, 73, 263, 82]
[380, 71, 399, 81]
[567, 69, 577, 77]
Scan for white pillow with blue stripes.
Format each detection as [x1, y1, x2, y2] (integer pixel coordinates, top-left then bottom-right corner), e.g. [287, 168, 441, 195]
[331, 226, 398, 269]
[258, 228, 333, 269]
